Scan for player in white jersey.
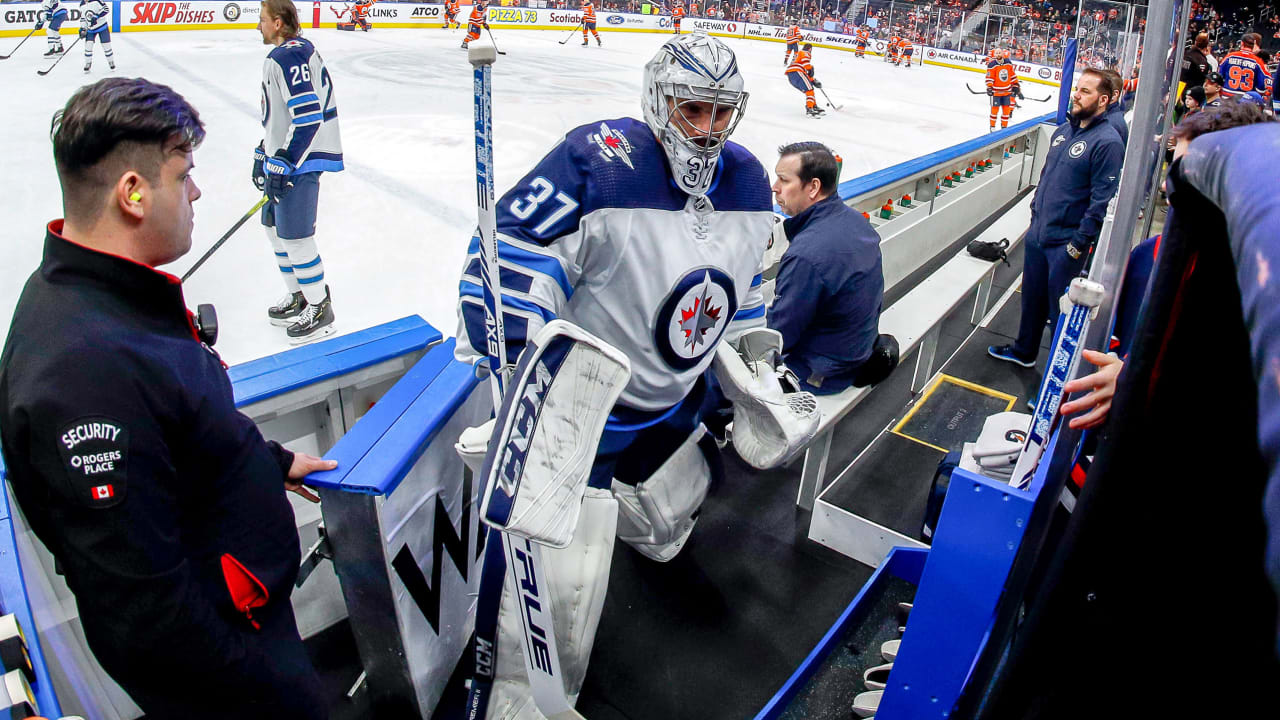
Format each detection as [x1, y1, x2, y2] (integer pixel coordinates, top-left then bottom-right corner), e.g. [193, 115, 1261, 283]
[458, 34, 774, 719]
[35, 0, 68, 56]
[253, 0, 344, 344]
[79, 0, 114, 73]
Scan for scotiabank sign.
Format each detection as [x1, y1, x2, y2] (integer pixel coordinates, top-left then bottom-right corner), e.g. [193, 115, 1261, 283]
[131, 1, 216, 24]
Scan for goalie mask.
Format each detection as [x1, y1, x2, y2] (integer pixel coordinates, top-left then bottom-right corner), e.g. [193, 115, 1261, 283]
[642, 34, 749, 198]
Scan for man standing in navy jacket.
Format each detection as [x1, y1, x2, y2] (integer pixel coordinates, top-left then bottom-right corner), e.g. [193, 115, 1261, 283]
[769, 142, 884, 394]
[990, 69, 1124, 368]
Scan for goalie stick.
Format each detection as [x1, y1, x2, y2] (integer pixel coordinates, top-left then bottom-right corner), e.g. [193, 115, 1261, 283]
[36, 36, 80, 75]
[465, 45, 583, 720]
[1008, 277, 1105, 490]
[0, 28, 36, 60]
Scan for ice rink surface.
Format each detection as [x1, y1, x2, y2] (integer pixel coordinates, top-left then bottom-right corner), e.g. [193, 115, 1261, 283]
[0, 27, 1057, 365]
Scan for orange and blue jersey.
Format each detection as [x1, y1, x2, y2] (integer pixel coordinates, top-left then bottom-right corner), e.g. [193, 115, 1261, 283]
[786, 26, 802, 45]
[582, 1, 596, 23]
[986, 59, 1018, 96]
[445, 0, 459, 16]
[468, 3, 485, 26]
[1217, 50, 1272, 97]
[672, 4, 685, 20]
[786, 50, 813, 78]
[855, 27, 868, 46]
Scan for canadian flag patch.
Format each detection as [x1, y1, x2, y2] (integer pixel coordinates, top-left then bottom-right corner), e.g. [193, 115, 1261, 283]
[92, 484, 114, 500]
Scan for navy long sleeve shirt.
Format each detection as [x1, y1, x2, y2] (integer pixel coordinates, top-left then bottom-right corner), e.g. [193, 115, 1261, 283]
[768, 193, 884, 391]
[1028, 114, 1125, 249]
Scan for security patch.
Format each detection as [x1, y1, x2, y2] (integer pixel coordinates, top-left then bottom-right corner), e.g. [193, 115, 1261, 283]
[57, 416, 128, 508]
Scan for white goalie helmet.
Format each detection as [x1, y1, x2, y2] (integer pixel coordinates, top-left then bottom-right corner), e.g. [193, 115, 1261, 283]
[642, 34, 749, 197]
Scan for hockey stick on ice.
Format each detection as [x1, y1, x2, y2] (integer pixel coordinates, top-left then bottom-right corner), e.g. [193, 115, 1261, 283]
[181, 196, 269, 282]
[558, 20, 583, 44]
[1007, 277, 1105, 490]
[484, 25, 507, 55]
[36, 35, 80, 75]
[0, 28, 36, 60]
[1020, 91, 1052, 102]
[966, 82, 990, 95]
[818, 86, 843, 111]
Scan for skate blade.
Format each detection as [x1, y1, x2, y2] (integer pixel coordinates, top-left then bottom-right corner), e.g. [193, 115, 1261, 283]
[288, 324, 337, 345]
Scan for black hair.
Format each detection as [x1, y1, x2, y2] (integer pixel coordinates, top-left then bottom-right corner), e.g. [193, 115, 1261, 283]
[51, 77, 204, 222]
[777, 141, 839, 196]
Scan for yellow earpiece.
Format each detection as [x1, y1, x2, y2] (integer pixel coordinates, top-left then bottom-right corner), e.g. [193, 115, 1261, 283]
[129, 192, 142, 202]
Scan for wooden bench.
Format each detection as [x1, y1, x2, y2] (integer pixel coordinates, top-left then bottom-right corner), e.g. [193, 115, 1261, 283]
[795, 196, 1032, 510]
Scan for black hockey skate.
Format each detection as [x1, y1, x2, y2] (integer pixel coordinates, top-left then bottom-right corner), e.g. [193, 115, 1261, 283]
[44, 46, 63, 56]
[268, 290, 307, 327]
[806, 106, 825, 118]
[286, 288, 335, 345]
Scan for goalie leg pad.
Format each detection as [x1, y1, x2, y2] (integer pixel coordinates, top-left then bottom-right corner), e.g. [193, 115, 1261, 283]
[480, 319, 631, 548]
[612, 425, 713, 562]
[487, 489, 617, 720]
[712, 329, 820, 469]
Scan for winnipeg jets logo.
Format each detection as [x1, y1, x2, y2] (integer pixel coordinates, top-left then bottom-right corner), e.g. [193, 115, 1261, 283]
[1069, 141, 1087, 158]
[589, 122, 634, 169]
[655, 268, 738, 370]
[678, 284, 723, 351]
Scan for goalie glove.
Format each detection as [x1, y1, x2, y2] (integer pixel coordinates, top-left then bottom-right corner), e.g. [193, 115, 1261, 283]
[712, 328, 820, 470]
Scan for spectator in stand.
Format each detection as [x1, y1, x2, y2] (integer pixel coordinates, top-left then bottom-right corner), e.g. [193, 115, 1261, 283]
[1101, 69, 1131, 145]
[769, 142, 887, 393]
[1183, 32, 1214, 100]
[1218, 33, 1273, 99]
[989, 69, 1124, 369]
[1205, 71, 1226, 107]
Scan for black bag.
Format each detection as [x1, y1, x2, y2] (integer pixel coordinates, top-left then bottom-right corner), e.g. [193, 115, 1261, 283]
[967, 237, 1011, 266]
[921, 449, 962, 543]
[852, 333, 899, 387]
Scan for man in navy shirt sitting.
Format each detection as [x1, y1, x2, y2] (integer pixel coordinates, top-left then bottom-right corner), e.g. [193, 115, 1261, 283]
[769, 141, 886, 394]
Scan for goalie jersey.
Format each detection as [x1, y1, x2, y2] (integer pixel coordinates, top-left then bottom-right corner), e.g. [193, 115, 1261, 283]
[455, 117, 773, 412]
[260, 37, 344, 173]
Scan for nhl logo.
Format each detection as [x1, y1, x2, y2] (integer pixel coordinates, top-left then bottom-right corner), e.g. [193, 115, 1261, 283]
[655, 268, 738, 370]
[223, 2, 241, 21]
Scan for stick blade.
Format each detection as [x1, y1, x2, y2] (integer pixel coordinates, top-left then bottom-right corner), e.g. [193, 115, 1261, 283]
[468, 44, 497, 66]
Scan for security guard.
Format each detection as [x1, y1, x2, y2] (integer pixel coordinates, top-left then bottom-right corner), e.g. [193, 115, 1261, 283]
[989, 68, 1124, 368]
[0, 79, 333, 719]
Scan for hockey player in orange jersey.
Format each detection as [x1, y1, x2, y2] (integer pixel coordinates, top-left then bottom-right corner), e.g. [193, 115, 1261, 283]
[899, 36, 913, 68]
[336, 0, 373, 31]
[443, 0, 460, 29]
[854, 25, 868, 58]
[887, 32, 901, 64]
[985, 49, 1022, 130]
[786, 43, 825, 118]
[462, 0, 488, 49]
[581, 0, 601, 46]
[784, 24, 802, 66]
[670, 2, 684, 34]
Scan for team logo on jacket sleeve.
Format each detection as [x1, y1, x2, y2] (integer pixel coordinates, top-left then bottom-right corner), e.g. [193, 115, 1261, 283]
[655, 268, 738, 370]
[588, 122, 634, 169]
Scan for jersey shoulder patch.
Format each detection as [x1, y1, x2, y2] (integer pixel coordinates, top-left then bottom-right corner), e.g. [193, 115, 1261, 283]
[57, 415, 128, 509]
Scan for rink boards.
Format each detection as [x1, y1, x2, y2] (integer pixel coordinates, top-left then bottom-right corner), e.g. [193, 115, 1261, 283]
[0, 1, 1063, 85]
